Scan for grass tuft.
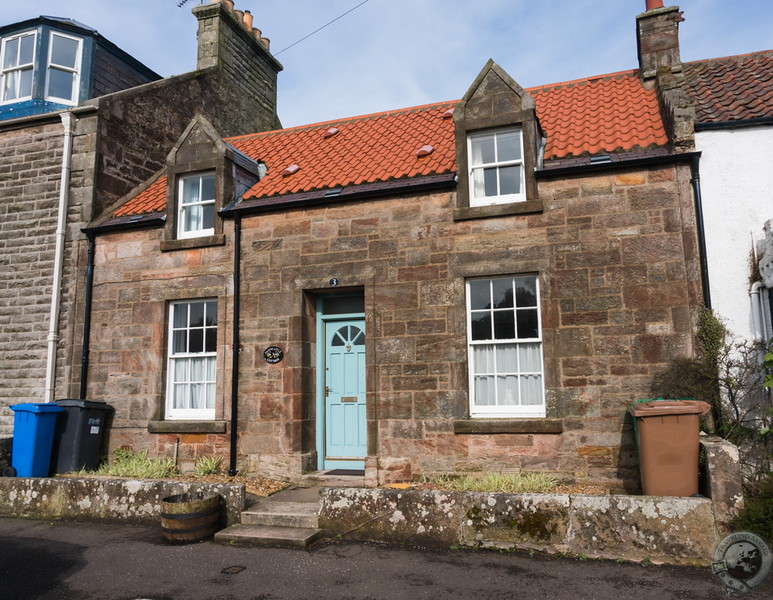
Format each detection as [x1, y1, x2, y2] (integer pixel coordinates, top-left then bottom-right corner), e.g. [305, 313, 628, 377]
[427, 471, 558, 494]
[93, 448, 178, 479]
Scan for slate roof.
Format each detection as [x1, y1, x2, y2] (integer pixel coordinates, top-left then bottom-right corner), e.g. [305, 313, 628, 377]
[683, 51, 773, 124]
[112, 67, 672, 219]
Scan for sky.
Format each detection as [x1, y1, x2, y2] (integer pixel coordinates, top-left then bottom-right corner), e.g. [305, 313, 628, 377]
[4, 0, 773, 129]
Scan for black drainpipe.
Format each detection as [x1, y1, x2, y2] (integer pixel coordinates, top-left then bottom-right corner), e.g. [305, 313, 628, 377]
[689, 153, 712, 309]
[229, 214, 242, 476]
[80, 230, 96, 399]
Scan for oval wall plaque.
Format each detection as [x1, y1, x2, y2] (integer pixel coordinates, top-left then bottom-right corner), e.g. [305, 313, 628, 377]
[263, 346, 284, 364]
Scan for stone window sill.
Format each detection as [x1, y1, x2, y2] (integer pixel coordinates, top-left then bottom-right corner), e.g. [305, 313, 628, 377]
[453, 199, 543, 221]
[147, 420, 228, 434]
[160, 234, 226, 252]
[453, 418, 563, 435]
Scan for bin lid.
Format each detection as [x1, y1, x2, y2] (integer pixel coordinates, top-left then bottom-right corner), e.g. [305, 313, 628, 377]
[629, 399, 711, 417]
[10, 403, 65, 414]
[55, 399, 113, 411]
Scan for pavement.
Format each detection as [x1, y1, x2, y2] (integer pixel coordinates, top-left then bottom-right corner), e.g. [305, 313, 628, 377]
[1, 516, 770, 600]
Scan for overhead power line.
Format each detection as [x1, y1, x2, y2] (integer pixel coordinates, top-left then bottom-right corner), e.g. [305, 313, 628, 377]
[275, 0, 369, 56]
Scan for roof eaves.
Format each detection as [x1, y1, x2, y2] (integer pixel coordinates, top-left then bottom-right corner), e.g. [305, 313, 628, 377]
[223, 173, 456, 216]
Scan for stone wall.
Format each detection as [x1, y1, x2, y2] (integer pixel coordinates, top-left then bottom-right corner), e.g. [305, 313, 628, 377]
[0, 477, 245, 526]
[0, 120, 65, 433]
[82, 159, 702, 487]
[319, 487, 719, 565]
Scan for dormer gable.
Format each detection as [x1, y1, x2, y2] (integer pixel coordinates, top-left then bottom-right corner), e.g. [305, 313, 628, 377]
[161, 115, 262, 251]
[454, 60, 543, 220]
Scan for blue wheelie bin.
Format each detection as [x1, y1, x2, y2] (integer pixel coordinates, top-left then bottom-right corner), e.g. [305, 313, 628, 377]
[9, 403, 65, 477]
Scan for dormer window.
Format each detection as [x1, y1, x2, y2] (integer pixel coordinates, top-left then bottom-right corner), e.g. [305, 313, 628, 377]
[1, 31, 36, 103]
[469, 128, 524, 206]
[178, 172, 216, 239]
[46, 32, 82, 104]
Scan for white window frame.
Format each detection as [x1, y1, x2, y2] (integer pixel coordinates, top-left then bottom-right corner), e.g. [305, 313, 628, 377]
[177, 172, 216, 239]
[468, 128, 525, 206]
[0, 30, 36, 104]
[45, 31, 82, 105]
[166, 299, 218, 420]
[466, 275, 545, 418]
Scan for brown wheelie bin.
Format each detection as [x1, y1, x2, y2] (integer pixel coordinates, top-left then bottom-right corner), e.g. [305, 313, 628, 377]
[629, 399, 712, 496]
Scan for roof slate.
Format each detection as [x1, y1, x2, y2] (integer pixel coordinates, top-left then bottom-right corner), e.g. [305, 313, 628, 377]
[683, 51, 773, 124]
[112, 68, 670, 218]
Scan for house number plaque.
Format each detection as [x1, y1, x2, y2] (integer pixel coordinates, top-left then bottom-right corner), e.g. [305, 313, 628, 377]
[263, 346, 284, 364]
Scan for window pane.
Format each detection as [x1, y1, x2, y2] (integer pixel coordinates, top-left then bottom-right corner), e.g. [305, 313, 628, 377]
[183, 205, 201, 232]
[205, 328, 217, 353]
[474, 376, 495, 405]
[495, 344, 517, 373]
[497, 375, 519, 405]
[173, 330, 187, 354]
[19, 68, 32, 97]
[473, 345, 495, 374]
[497, 131, 521, 162]
[19, 34, 34, 65]
[189, 328, 203, 353]
[48, 68, 75, 100]
[471, 136, 495, 165]
[516, 309, 538, 339]
[173, 304, 188, 328]
[205, 301, 218, 326]
[471, 312, 492, 341]
[181, 177, 200, 205]
[499, 165, 520, 195]
[520, 375, 543, 405]
[492, 278, 514, 308]
[201, 174, 216, 200]
[518, 343, 542, 372]
[173, 383, 187, 409]
[483, 167, 498, 197]
[202, 204, 215, 230]
[323, 295, 365, 315]
[472, 168, 486, 199]
[469, 280, 490, 310]
[4, 38, 18, 68]
[494, 310, 515, 339]
[189, 302, 205, 327]
[3, 70, 18, 100]
[515, 277, 537, 307]
[51, 34, 78, 69]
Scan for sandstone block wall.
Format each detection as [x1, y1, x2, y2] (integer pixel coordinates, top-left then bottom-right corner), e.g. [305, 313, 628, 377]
[0, 121, 65, 434]
[82, 160, 702, 486]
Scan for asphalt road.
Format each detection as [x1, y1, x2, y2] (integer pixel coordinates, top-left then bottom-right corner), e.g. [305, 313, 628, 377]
[1, 517, 769, 600]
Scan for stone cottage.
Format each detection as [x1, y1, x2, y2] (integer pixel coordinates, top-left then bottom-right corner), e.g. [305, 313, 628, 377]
[74, 1, 723, 489]
[0, 2, 282, 463]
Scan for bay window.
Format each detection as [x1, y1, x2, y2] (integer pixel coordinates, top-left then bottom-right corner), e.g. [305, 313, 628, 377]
[1, 31, 36, 103]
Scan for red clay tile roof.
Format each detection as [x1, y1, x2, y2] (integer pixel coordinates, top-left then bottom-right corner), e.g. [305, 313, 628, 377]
[532, 69, 667, 159]
[114, 175, 167, 217]
[112, 69, 669, 218]
[230, 102, 457, 200]
[683, 52, 773, 124]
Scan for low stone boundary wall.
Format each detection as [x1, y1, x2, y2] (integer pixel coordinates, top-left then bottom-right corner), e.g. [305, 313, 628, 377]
[0, 477, 245, 526]
[319, 488, 719, 565]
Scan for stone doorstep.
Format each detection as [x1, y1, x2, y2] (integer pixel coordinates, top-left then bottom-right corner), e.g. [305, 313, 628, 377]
[214, 524, 323, 549]
[240, 500, 320, 528]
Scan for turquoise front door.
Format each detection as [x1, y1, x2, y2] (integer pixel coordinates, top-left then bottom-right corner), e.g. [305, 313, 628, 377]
[324, 319, 367, 470]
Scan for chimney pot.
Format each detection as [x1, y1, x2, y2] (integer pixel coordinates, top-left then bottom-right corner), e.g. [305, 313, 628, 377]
[243, 10, 254, 30]
[646, 0, 665, 10]
[234, 9, 244, 23]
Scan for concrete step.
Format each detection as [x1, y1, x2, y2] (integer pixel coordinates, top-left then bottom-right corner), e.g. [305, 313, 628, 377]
[241, 500, 319, 528]
[214, 524, 322, 548]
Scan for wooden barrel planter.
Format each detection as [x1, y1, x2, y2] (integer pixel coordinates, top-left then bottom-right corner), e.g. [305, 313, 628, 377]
[160, 492, 221, 543]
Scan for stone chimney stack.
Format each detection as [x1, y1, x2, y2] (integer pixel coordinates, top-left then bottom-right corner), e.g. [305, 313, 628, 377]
[192, 0, 283, 131]
[636, 2, 684, 79]
[636, 2, 694, 153]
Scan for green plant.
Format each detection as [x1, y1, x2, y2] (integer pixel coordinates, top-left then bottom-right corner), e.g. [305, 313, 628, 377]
[94, 448, 178, 479]
[427, 471, 558, 494]
[732, 473, 773, 544]
[194, 455, 223, 476]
